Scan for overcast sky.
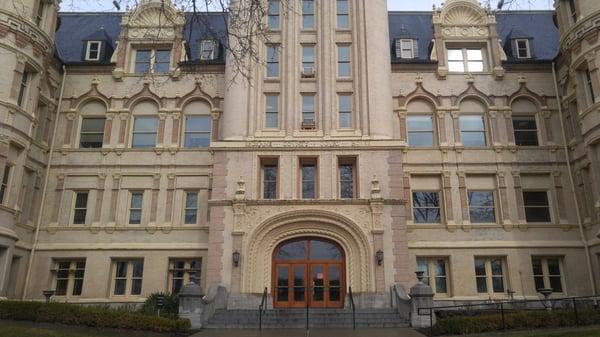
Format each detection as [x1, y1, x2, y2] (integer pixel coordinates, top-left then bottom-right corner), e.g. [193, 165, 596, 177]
[61, 0, 554, 12]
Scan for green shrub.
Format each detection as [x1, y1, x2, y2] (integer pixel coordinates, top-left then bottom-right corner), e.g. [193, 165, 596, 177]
[434, 309, 600, 335]
[139, 292, 179, 319]
[0, 300, 190, 333]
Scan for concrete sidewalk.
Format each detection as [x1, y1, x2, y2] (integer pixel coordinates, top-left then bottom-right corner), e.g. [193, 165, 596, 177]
[190, 328, 426, 337]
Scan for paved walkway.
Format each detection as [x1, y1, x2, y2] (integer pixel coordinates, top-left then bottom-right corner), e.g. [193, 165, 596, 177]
[191, 328, 426, 337]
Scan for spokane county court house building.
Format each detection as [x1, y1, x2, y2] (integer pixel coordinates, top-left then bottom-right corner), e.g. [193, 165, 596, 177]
[1, 0, 600, 314]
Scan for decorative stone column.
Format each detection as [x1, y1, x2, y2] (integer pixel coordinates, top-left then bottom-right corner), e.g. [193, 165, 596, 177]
[442, 171, 456, 231]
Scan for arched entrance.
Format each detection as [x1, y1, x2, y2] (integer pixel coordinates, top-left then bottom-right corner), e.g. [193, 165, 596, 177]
[272, 237, 345, 308]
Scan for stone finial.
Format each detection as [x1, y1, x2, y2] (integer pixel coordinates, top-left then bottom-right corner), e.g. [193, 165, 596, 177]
[371, 176, 381, 200]
[235, 177, 246, 200]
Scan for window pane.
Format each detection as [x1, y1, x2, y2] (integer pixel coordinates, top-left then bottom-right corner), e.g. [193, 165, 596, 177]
[413, 192, 439, 207]
[532, 258, 543, 275]
[75, 193, 88, 208]
[81, 118, 105, 132]
[55, 279, 68, 296]
[134, 117, 158, 132]
[156, 50, 170, 62]
[132, 261, 144, 278]
[185, 133, 210, 148]
[460, 116, 485, 131]
[116, 262, 128, 278]
[547, 259, 561, 275]
[311, 240, 343, 260]
[435, 277, 447, 293]
[72, 279, 83, 296]
[523, 191, 549, 206]
[469, 191, 494, 207]
[132, 134, 156, 148]
[447, 49, 463, 61]
[186, 192, 198, 208]
[408, 132, 434, 147]
[185, 210, 197, 224]
[448, 61, 465, 72]
[413, 208, 441, 223]
[467, 49, 483, 61]
[467, 61, 484, 72]
[407, 116, 433, 131]
[492, 276, 504, 292]
[131, 193, 143, 208]
[462, 131, 486, 147]
[534, 276, 545, 291]
[136, 50, 151, 62]
[80, 134, 104, 148]
[525, 207, 551, 223]
[491, 259, 503, 276]
[186, 116, 211, 132]
[549, 276, 563, 292]
[474, 258, 486, 276]
[73, 209, 87, 224]
[277, 240, 308, 260]
[131, 279, 142, 295]
[476, 277, 487, 293]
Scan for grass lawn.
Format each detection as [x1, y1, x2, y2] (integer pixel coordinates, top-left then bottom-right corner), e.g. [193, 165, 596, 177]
[462, 326, 600, 337]
[0, 320, 181, 337]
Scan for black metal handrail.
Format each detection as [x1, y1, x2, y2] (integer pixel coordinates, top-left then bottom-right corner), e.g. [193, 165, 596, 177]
[348, 286, 356, 329]
[258, 287, 268, 330]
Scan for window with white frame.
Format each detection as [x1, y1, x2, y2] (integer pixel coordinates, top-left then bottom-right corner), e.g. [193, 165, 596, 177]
[184, 115, 211, 148]
[169, 259, 202, 294]
[302, 0, 315, 29]
[268, 0, 280, 30]
[134, 49, 171, 74]
[532, 257, 563, 293]
[336, 0, 349, 29]
[266, 45, 280, 78]
[52, 260, 86, 297]
[338, 94, 352, 128]
[447, 48, 484, 73]
[129, 192, 143, 225]
[85, 41, 102, 61]
[184, 191, 199, 225]
[112, 259, 144, 296]
[460, 115, 487, 147]
[474, 257, 507, 294]
[80, 118, 106, 148]
[337, 45, 351, 77]
[132, 116, 158, 148]
[397, 39, 416, 59]
[265, 94, 279, 129]
[417, 257, 449, 295]
[515, 39, 531, 59]
[200, 40, 217, 60]
[468, 191, 496, 223]
[72, 191, 89, 225]
[0, 165, 11, 205]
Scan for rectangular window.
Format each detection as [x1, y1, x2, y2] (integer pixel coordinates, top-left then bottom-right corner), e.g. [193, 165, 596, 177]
[417, 257, 449, 295]
[17, 71, 29, 108]
[468, 191, 496, 223]
[200, 40, 216, 60]
[523, 191, 551, 223]
[265, 94, 279, 128]
[337, 45, 351, 77]
[86, 41, 102, 61]
[302, 0, 315, 29]
[261, 159, 278, 199]
[532, 257, 563, 293]
[53, 260, 85, 297]
[135, 50, 152, 73]
[568, 0, 577, 23]
[336, 0, 349, 29]
[412, 191, 441, 223]
[302, 45, 315, 75]
[73, 192, 89, 225]
[169, 259, 202, 294]
[513, 116, 539, 146]
[184, 115, 211, 148]
[338, 157, 356, 199]
[475, 257, 506, 294]
[460, 115, 486, 147]
[113, 260, 144, 296]
[0, 165, 11, 205]
[448, 48, 484, 72]
[132, 116, 158, 148]
[300, 158, 317, 199]
[266, 45, 280, 78]
[154, 50, 171, 73]
[184, 192, 198, 225]
[407, 116, 434, 147]
[399, 39, 414, 59]
[268, 0, 280, 30]
[135, 49, 171, 74]
[584, 69, 596, 105]
[515, 39, 531, 59]
[302, 94, 316, 128]
[129, 192, 143, 224]
[338, 94, 353, 128]
[80, 118, 106, 148]
[36, 0, 45, 27]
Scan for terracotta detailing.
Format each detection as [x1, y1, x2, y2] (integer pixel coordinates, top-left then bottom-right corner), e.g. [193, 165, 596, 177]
[94, 175, 106, 222]
[498, 173, 510, 223]
[403, 174, 412, 221]
[489, 110, 498, 144]
[14, 31, 28, 48]
[157, 115, 166, 145]
[150, 175, 160, 222]
[118, 115, 128, 145]
[452, 112, 461, 144]
[398, 112, 407, 142]
[458, 173, 469, 222]
[388, 150, 409, 286]
[171, 113, 180, 145]
[373, 233, 385, 291]
[109, 175, 121, 223]
[211, 112, 219, 141]
[205, 152, 229, 287]
[442, 171, 454, 222]
[165, 174, 175, 222]
[50, 175, 65, 223]
[437, 111, 447, 144]
[504, 110, 516, 144]
[512, 172, 526, 223]
[0, 23, 9, 37]
[103, 115, 113, 145]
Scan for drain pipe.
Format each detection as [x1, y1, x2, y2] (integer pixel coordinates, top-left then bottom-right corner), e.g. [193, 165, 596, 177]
[552, 62, 597, 296]
[21, 65, 67, 300]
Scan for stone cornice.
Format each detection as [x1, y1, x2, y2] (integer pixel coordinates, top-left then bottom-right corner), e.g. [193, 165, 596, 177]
[210, 199, 406, 206]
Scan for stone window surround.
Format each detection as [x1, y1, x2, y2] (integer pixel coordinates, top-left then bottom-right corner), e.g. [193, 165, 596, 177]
[168, 258, 203, 294]
[446, 44, 488, 73]
[50, 259, 86, 298]
[531, 256, 566, 294]
[70, 190, 90, 225]
[128, 45, 173, 75]
[474, 256, 509, 296]
[416, 256, 450, 297]
[260, 157, 280, 200]
[110, 259, 144, 297]
[337, 156, 358, 199]
[298, 156, 319, 199]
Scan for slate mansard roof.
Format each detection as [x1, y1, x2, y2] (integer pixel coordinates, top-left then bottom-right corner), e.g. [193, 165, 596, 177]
[55, 10, 559, 66]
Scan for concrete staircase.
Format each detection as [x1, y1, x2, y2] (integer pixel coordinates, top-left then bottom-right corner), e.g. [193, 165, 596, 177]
[205, 308, 410, 329]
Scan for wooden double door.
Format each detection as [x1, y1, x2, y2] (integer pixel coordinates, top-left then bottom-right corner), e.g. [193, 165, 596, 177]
[273, 238, 345, 308]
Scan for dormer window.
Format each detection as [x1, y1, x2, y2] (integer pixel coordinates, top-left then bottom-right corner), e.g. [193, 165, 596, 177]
[86, 41, 102, 61]
[200, 40, 217, 60]
[396, 39, 418, 59]
[134, 49, 171, 74]
[515, 39, 531, 59]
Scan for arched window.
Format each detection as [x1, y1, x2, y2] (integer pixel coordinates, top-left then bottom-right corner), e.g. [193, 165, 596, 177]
[182, 100, 212, 148]
[459, 99, 487, 147]
[407, 99, 436, 147]
[131, 100, 159, 149]
[511, 98, 539, 146]
[78, 100, 107, 149]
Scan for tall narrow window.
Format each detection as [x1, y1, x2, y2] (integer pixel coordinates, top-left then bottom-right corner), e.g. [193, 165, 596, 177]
[475, 257, 506, 294]
[302, 94, 316, 128]
[267, 45, 280, 78]
[302, 45, 315, 76]
[300, 158, 317, 199]
[468, 191, 496, 223]
[184, 116, 211, 148]
[417, 257, 449, 295]
[113, 260, 144, 296]
[515, 39, 531, 59]
[185, 192, 198, 225]
[0, 165, 11, 205]
[460, 115, 486, 147]
[80, 118, 106, 148]
[129, 192, 143, 224]
[35, 0, 45, 27]
[338, 157, 356, 199]
[513, 116, 539, 146]
[154, 50, 171, 73]
[261, 159, 278, 199]
[268, 0, 280, 30]
[398, 39, 415, 59]
[337, 46, 351, 77]
[412, 191, 441, 223]
[568, 0, 578, 23]
[338, 94, 353, 128]
[169, 259, 202, 294]
[85, 41, 102, 61]
[132, 116, 158, 148]
[53, 260, 86, 297]
[302, 0, 315, 29]
[73, 192, 89, 225]
[523, 191, 551, 223]
[532, 257, 563, 293]
[17, 71, 29, 108]
[200, 40, 217, 60]
[265, 94, 279, 128]
[584, 68, 596, 105]
[407, 116, 434, 147]
[336, 0, 349, 29]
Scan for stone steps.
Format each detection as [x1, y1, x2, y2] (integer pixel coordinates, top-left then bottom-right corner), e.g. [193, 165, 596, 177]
[205, 308, 410, 328]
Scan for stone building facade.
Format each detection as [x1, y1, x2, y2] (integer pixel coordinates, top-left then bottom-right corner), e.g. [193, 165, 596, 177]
[0, 0, 599, 310]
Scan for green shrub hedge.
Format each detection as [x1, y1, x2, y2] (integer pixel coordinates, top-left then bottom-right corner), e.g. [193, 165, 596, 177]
[140, 292, 180, 319]
[435, 309, 600, 335]
[0, 300, 190, 333]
